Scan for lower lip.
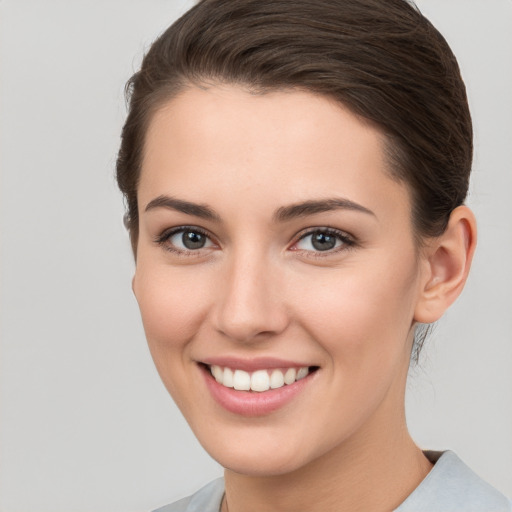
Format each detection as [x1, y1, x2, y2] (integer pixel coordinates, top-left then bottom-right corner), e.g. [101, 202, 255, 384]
[201, 365, 315, 417]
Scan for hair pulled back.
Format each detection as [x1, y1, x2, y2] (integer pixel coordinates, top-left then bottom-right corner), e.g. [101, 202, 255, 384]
[117, 0, 472, 254]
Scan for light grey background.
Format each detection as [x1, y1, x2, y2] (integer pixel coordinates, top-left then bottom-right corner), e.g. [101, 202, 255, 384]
[0, 1, 510, 511]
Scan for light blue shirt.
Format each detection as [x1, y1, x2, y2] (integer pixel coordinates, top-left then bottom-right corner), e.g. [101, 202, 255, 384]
[154, 451, 511, 512]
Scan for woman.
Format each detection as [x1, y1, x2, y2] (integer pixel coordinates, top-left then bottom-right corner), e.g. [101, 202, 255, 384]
[116, 0, 511, 510]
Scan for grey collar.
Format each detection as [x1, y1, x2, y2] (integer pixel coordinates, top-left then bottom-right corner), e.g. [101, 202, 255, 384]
[154, 451, 511, 512]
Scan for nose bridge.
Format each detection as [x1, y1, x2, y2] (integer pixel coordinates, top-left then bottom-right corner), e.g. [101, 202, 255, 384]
[214, 245, 288, 342]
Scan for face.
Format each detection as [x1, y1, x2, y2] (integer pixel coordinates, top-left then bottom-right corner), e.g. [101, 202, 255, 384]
[133, 85, 428, 476]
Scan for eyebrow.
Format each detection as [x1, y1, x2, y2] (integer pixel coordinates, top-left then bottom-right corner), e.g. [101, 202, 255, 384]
[144, 195, 221, 221]
[144, 195, 374, 222]
[273, 198, 375, 222]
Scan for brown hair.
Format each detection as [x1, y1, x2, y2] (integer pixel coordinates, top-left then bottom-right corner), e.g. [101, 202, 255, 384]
[116, 0, 472, 355]
[117, 0, 472, 253]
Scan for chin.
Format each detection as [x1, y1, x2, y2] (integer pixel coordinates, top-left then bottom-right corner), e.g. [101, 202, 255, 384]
[196, 428, 329, 477]
[218, 450, 307, 477]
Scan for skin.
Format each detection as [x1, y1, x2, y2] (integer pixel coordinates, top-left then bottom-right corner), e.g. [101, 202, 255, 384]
[133, 85, 476, 512]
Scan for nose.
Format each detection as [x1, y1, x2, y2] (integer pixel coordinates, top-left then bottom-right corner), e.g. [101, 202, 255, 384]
[213, 252, 289, 343]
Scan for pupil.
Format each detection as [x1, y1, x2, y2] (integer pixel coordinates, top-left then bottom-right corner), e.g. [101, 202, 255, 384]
[182, 231, 206, 249]
[312, 232, 336, 251]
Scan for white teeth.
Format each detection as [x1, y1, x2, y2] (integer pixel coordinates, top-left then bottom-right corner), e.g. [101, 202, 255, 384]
[233, 369, 251, 390]
[212, 365, 223, 383]
[270, 369, 285, 389]
[209, 365, 312, 391]
[251, 370, 270, 392]
[296, 367, 309, 380]
[284, 368, 297, 385]
[223, 367, 234, 388]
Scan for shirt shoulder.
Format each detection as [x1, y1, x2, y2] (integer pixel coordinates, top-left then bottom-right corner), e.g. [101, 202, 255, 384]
[395, 451, 511, 512]
[152, 478, 225, 512]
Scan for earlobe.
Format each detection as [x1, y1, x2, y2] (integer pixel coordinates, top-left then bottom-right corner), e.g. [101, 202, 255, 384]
[414, 206, 477, 324]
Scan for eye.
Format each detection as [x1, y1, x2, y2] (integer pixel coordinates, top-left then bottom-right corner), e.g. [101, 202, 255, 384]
[292, 228, 354, 253]
[155, 227, 215, 253]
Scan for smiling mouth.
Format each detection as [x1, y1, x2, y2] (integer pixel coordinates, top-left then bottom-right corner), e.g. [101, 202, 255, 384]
[205, 364, 318, 392]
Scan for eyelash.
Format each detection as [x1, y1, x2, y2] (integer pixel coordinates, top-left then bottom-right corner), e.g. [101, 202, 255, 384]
[154, 226, 215, 256]
[292, 227, 356, 256]
[154, 226, 356, 257]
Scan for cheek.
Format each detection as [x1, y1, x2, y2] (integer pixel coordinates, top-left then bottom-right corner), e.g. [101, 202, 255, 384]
[290, 257, 419, 367]
[132, 262, 219, 416]
[133, 263, 211, 361]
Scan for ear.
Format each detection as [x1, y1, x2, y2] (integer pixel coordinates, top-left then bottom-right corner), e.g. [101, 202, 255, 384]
[414, 205, 477, 324]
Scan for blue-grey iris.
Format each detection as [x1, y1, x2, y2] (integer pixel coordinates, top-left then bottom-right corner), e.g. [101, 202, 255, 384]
[183, 231, 206, 249]
[312, 231, 336, 251]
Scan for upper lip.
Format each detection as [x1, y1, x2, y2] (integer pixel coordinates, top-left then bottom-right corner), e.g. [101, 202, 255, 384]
[199, 356, 315, 372]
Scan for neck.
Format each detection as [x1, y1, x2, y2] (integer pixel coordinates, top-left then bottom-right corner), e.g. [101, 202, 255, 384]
[222, 406, 432, 512]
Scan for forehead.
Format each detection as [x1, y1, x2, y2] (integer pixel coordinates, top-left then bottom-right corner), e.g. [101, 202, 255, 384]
[139, 85, 411, 219]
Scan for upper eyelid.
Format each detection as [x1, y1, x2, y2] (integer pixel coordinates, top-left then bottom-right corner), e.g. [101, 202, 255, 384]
[295, 226, 354, 241]
[290, 227, 356, 253]
[158, 225, 212, 237]
[153, 226, 218, 258]
[155, 225, 215, 245]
